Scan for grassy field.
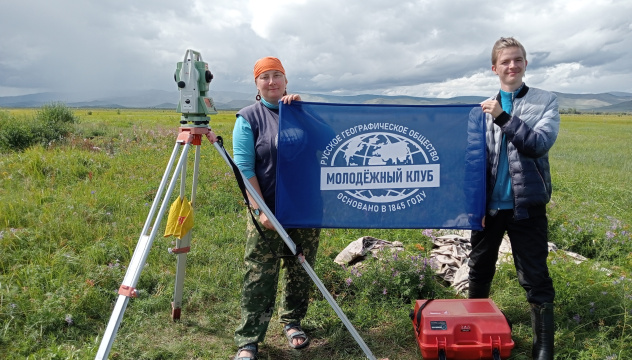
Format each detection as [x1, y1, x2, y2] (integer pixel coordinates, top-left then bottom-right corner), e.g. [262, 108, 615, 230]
[1, 107, 631, 359]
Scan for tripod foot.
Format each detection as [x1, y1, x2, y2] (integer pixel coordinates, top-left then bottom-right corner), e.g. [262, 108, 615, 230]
[171, 302, 181, 321]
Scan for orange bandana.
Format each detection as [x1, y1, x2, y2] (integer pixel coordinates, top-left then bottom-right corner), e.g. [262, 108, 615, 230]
[253, 57, 285, 79]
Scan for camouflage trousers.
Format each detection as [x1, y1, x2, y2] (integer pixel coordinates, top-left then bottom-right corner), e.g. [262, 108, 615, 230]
[234, 217, 321, 347]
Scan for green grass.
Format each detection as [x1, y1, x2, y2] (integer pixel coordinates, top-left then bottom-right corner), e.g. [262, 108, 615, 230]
[1, 108, 631, 359]
[548, 114, 632, 268]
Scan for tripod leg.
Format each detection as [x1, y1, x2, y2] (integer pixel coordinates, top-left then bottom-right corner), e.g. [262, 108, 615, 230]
[171, 231, 192, 320]
[96, 141, 193, 360]
[170, 144, 201, 320]
[210, 141, 377, 360]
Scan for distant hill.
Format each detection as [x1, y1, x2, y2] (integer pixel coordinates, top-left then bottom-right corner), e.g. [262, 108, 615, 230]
[591, 100, 632, 113]
[553, 92, 632, 111]
[1, 89, 631, 113]
[301, 93, 488, 106]
[0, 90, 253, 110]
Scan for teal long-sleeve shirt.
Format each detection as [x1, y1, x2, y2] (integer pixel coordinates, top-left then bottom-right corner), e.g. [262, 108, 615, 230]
[489, 86, 523, 210]
[232, 98, 278, 179]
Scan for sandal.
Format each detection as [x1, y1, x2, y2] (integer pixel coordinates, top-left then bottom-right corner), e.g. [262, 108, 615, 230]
[234, 343, 258, 360]
[283, 323, 310, 349]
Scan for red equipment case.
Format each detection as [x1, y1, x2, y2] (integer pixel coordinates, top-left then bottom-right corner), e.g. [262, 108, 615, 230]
[411, 299, 514, 360]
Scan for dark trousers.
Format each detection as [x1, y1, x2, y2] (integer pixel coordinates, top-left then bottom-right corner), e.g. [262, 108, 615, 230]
[468, 208, 555, 305]
[234, 218, 320, 347]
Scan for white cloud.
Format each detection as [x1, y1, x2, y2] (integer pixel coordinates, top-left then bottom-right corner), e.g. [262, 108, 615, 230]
[1, 0, 631, 97]
[384, 72, 499, 98]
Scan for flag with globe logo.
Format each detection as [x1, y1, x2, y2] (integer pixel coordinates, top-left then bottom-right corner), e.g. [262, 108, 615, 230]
[276, 101, 486, 230]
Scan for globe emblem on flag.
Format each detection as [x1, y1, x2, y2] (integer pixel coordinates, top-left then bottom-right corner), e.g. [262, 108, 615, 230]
[330, 132, 431, 203]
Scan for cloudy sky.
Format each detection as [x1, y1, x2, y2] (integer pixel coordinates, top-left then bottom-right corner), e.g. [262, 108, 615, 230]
[1, 0, 631, 99]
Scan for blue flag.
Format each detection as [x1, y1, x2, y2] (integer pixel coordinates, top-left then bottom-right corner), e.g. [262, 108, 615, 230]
[276, 101, 486, 230]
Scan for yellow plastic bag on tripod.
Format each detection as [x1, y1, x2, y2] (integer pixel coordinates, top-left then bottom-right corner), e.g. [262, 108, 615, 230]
[164, 196, 194, 238]
[164, 196, 183, 238]
[175, 197, 194, 238]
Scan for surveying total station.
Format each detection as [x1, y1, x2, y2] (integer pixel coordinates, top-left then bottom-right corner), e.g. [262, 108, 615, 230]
[175, 49, 217, 124]
[95, 50, 378, 360]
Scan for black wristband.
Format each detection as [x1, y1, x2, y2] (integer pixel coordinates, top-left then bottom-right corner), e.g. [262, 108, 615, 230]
[493, 111, 511, 127]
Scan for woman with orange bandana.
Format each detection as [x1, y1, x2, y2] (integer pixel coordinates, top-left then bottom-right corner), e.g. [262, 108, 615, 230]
[231, 57, 321, 360]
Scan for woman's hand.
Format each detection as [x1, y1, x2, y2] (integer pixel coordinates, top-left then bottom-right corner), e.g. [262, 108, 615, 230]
[258, 212, 275, 230]
[281, 94, 302, 104]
